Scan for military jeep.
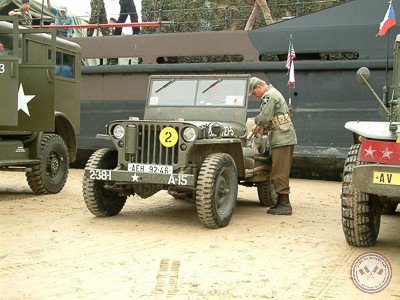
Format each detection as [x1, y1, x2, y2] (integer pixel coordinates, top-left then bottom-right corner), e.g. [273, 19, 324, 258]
[83, 74, 274, 228]
[341, 35, 400, 247]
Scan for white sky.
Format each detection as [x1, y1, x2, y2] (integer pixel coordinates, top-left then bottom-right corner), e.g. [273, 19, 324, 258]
[34, 0, 142, 22]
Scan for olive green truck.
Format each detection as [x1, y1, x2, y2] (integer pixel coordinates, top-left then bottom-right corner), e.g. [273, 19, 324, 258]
[0, 17, 81, 194]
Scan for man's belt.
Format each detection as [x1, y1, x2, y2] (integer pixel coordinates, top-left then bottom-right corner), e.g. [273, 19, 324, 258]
[269, 113, 291, 129]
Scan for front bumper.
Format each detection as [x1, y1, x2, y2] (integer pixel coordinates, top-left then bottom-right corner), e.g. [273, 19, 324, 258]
[353, 164, 400, 197]
[84, 168, 196, 187]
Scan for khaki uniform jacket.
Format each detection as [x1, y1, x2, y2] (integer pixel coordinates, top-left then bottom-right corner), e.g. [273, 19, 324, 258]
[260, 84, 297, 148]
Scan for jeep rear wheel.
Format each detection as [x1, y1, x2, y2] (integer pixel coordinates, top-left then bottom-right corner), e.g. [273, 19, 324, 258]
[26, 133, 69, 195]
[257, 172, 276, 207]
[341, 144, 382, 247]
[82, 148, 127, 217]
[196, 153, 238, 229]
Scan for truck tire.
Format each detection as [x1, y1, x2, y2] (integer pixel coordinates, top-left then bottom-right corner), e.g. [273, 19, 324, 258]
[196, 153, 238, 229]
[26, 133, 69, 195]
[257, 173, 276, 207]
[82, 148, 127, 217]
[341, 144, 382, 247]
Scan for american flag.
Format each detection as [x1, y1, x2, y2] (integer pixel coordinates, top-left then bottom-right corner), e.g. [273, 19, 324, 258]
[286, 40, 296, 86]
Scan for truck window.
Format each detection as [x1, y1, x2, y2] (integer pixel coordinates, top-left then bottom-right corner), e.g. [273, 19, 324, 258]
[0, 33, 14, 56]
[55, 51, 75, 78]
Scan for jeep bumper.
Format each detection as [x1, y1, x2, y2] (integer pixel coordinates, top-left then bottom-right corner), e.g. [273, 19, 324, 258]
[353, 164, 400, 197]
[84, 168, 196, 187]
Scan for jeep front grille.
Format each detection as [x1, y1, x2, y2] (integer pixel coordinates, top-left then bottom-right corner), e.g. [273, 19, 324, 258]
[135, 124, 179, 165]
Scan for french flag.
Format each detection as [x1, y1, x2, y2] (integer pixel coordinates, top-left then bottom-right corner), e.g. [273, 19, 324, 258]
[376, 3, 396, 36]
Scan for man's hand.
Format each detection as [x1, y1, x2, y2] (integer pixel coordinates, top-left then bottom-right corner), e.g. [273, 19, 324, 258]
[9, 10, 22, 16]
[252, 125, 263, 135]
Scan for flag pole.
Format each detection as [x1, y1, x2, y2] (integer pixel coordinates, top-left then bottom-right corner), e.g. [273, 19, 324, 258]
[384, 0, 394, 106]
[40, 0, 45, 28]
[384, 28, 390, 106]
[288, 34, 293, 111]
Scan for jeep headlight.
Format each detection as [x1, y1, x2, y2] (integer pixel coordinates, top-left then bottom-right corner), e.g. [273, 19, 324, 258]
[182, 127, 196, 142]
[112, 124, 125, 139]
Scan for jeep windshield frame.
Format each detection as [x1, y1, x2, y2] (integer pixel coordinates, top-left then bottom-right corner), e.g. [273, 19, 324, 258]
[144, 74, 250, 123]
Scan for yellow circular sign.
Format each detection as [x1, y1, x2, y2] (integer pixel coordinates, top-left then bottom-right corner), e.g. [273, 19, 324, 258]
[159, 127, 179, 147]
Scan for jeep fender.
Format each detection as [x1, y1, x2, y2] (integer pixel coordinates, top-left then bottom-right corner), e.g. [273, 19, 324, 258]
[190, 140, 245, 177]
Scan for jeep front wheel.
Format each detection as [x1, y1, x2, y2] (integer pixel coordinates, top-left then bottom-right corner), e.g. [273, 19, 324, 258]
[26, 133, 69, 195]
[196, 153, 238, 229]
[82, 148, 127, 217]
[341, 144, 382, 247]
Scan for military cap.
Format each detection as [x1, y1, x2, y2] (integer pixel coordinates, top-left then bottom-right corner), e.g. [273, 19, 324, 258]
[21, 0, 30, 3]
[248, 77, 260, 96]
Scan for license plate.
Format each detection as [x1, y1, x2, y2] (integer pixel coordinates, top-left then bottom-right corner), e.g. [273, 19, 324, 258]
[128, 163, 173, 174]
[373, 172, 400, 185]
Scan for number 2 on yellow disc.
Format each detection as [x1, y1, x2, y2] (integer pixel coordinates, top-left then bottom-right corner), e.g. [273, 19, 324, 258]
[159, 127, 178, 147]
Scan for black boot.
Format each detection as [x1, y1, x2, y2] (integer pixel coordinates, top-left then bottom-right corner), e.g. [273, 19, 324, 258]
[268, 196, 280, 209]
[267, 194, 292, 215]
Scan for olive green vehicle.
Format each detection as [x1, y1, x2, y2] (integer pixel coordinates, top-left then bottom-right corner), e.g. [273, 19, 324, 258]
[341, 35, 400, 247]
[83, 74, 275, 228]
[0, 17, 81, 194]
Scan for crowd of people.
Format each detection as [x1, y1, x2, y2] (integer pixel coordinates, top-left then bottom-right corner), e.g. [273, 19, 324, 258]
[7, 0, 274, 36]
[7, 0, 141, 38]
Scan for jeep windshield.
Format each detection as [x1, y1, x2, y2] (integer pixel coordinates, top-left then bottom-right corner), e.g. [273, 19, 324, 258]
[148, 78, 246, 107]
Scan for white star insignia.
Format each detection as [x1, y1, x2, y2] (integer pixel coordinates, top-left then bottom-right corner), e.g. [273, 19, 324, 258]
[131, 173, 139, 182]
[364, 146, 376, 158]
[17, 84, 35, 116]
[381, 147, 393, 159]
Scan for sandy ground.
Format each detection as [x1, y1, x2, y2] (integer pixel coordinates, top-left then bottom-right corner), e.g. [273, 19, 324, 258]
[0, 168, 399, 299]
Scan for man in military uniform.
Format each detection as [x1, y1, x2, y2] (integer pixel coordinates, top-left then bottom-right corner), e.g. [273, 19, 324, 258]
[87, 0, 110, 37]
[8, 0, 32, 28]
[249, 77, 297, 215]
[245, 0, 274, 30]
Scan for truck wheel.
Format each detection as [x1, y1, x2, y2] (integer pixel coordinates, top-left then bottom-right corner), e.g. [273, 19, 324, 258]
[341, 144, 382, 247]
[26, 133, 69, 195]
[82, 148, 127, 217]
[196, 153, 238, 229]
[257, 173, 277, 207]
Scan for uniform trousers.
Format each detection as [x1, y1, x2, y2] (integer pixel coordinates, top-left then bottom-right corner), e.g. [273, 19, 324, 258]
[245, 0, 274, 30]
[115, 0, 139, 35]
[271, 144, 294, 194]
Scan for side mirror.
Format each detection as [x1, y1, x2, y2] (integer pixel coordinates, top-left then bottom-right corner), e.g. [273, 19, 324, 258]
[356, 67, 370, 84]
[254, 114, 267, 126]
